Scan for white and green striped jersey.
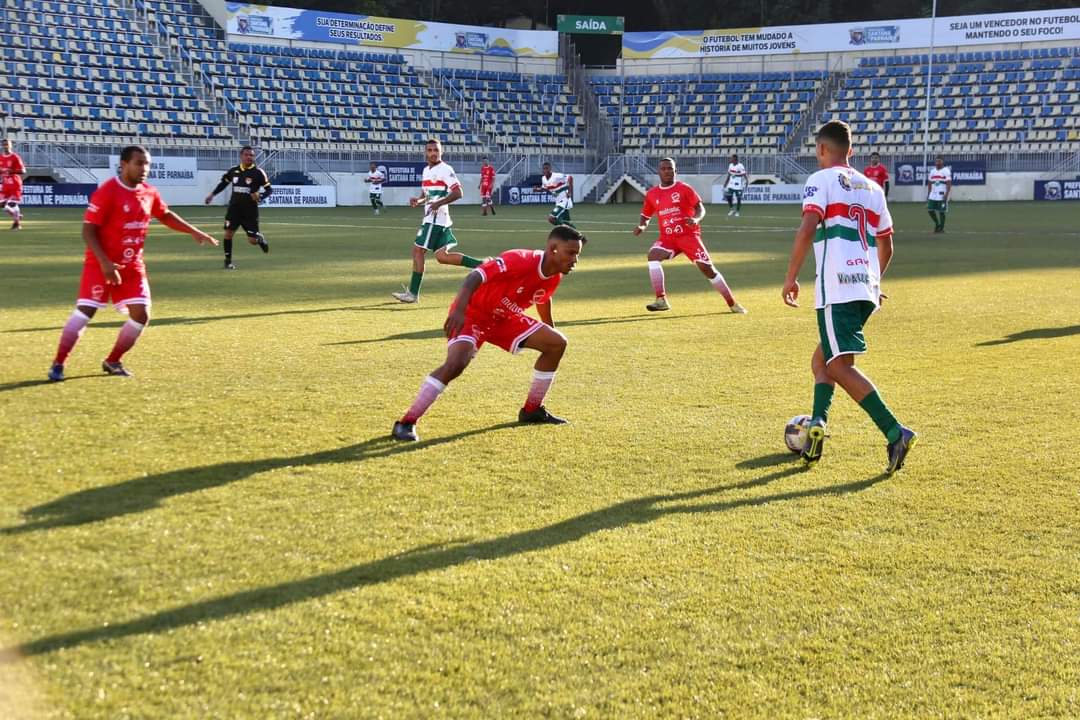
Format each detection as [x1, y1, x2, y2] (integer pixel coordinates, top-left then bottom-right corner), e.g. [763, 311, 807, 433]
[420, 161, 461, 227]
[927, 167, 951, 201]
[802, 165, 893, 309]
[727, 162, 747, 190]
[542, 172, 573, 209]
[367, 169, 385, 193]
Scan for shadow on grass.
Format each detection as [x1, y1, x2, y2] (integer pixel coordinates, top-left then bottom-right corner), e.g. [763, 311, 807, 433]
[1, 464, 890, 660]
[325, 312, 721, 346]
[1, 423, 520, 536]
[0, 374, 102, 394]
[1, 305, 397, 334]
[975, 324, 1080, 347]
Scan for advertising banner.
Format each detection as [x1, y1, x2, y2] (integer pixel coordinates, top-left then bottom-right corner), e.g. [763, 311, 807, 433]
[226, 3, 558, 57]
[501, 185, 556, 206]
[623, 8, 1080, 59]
[374, 161, 428, 188]
[893, 160, 987, 186]
[1034, 179, 1080, 201]
[108, 155, 198, 186]
[262, 185, 337, 207]
[710, 183, 804, 204]
[21, 184, 98, 207]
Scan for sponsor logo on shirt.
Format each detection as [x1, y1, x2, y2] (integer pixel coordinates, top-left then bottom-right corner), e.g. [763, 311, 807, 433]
[838, 272, 870, 285]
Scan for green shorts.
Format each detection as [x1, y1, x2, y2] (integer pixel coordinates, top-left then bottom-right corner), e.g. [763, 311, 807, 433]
[817, 300, 876, 364]
[726, 188, 743, 198]
[550, 206, 572, 225]
[927, 199, 948, 212]
[415, 223, 458, 251]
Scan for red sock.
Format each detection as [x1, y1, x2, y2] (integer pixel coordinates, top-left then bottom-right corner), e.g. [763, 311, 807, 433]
[106, 319, 145, 363]
[402, 376, 446, 424]
[54, 309, 91, 364]
[523, 370, 556, 412]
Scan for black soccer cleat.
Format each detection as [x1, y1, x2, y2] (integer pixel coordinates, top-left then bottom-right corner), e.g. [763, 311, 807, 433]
[102, 360, 133, 377]
[886, 426, 918, 475]
[254, 233, 269, 253]
[801, 418, 826, 464]
[392, 421, 418, 442]
[518, 405, 568, 425]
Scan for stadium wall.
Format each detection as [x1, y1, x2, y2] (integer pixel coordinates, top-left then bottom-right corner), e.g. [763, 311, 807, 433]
[73, 169, 1043, 206]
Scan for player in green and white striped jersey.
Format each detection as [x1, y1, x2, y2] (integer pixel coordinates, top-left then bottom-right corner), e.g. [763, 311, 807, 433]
[926, 157, 952, 233]
[392, 139, 484, 304]
[782, 120, 917, 474]
[537, 163, 575, 228]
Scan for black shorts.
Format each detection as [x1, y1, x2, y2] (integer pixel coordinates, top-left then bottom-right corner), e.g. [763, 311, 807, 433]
[224, 204, 260, 236]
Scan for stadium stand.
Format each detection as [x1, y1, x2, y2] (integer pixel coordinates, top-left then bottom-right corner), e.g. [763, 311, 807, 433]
[590, 72, 827, 154]
[811, 47, 1080, 155]
[2, 0, 1077, 165]
[432, 69, 587, 152]
[0, 0, 232, 145]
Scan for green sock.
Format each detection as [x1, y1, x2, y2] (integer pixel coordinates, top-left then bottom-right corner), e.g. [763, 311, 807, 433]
[858, 390, 901, 443]
[371, 198, 378, 209]
[460, 255, 484, 269]
[928, 210, 938, 228]
[812, 383, 834, 423]
[938, 211, 946, 230]
[408, 270, 423, 296]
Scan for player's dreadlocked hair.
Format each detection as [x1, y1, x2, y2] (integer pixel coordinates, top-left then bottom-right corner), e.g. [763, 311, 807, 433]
[816, 120, 853, 152]
[550, 224, 586, 245]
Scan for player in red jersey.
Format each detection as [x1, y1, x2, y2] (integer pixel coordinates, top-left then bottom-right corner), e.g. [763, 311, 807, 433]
[479, 156, 496, 216]
[863, 152, 890, 197]
[392, 225, 586, 441]
[0, 138, 26, 230]
[47, 145, 217, 382]
[633, 158, 746, 314]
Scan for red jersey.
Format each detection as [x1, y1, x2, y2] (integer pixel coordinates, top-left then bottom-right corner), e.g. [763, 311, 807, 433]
[0, 152, 25, 189]
[863, 163, 889, 189]
[640, 181, 702, 239]
[469, 249, 562, 319]
[83, 177, 169, 268]
[480, 165, 496, 190]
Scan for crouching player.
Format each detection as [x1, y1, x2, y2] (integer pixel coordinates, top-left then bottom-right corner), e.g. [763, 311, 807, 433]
[392, 225, 586, 441]
[48, 145, 217, 381]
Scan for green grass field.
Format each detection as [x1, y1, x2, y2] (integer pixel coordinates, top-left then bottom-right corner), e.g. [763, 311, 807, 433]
[1, 201, 1078, 718]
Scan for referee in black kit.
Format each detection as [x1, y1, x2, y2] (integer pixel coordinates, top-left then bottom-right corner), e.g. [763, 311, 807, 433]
[205, 145, 272, 270]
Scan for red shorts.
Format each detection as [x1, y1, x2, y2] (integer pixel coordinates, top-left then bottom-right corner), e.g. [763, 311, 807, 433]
[448, 311, 550, 354]
[480, 186, 493, 199]
[651, 233, 711, 264]
[77, 259, 151, 310]
[1, 179, 22, 203]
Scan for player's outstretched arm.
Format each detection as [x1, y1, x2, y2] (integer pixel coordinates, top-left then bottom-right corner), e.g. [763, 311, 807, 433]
[159, 211, 218, 246]
[83, 223, 121, 285]
[633, 214, 649, 235]
[782, 212, 819, 307]
[444, 271, 484, 337]
[536, 300, 554, 328]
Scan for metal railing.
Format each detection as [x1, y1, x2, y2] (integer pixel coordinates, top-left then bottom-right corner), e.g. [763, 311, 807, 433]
[560, 35, 614, 159]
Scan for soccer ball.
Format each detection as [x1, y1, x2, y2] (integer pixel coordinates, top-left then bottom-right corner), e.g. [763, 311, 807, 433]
[784, 415, 812, 453]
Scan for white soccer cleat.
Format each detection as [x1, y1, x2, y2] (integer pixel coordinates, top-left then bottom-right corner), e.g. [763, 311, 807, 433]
[734, 211, 740, 217]
[730, 303, 747, 314]
[727, 209, 735, 216]
[392, 286, 418, 304]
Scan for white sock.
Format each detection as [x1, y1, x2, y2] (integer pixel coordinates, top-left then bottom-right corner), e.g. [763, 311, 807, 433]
[648, 260, 666, 297]
[709, 270, 735, 305]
